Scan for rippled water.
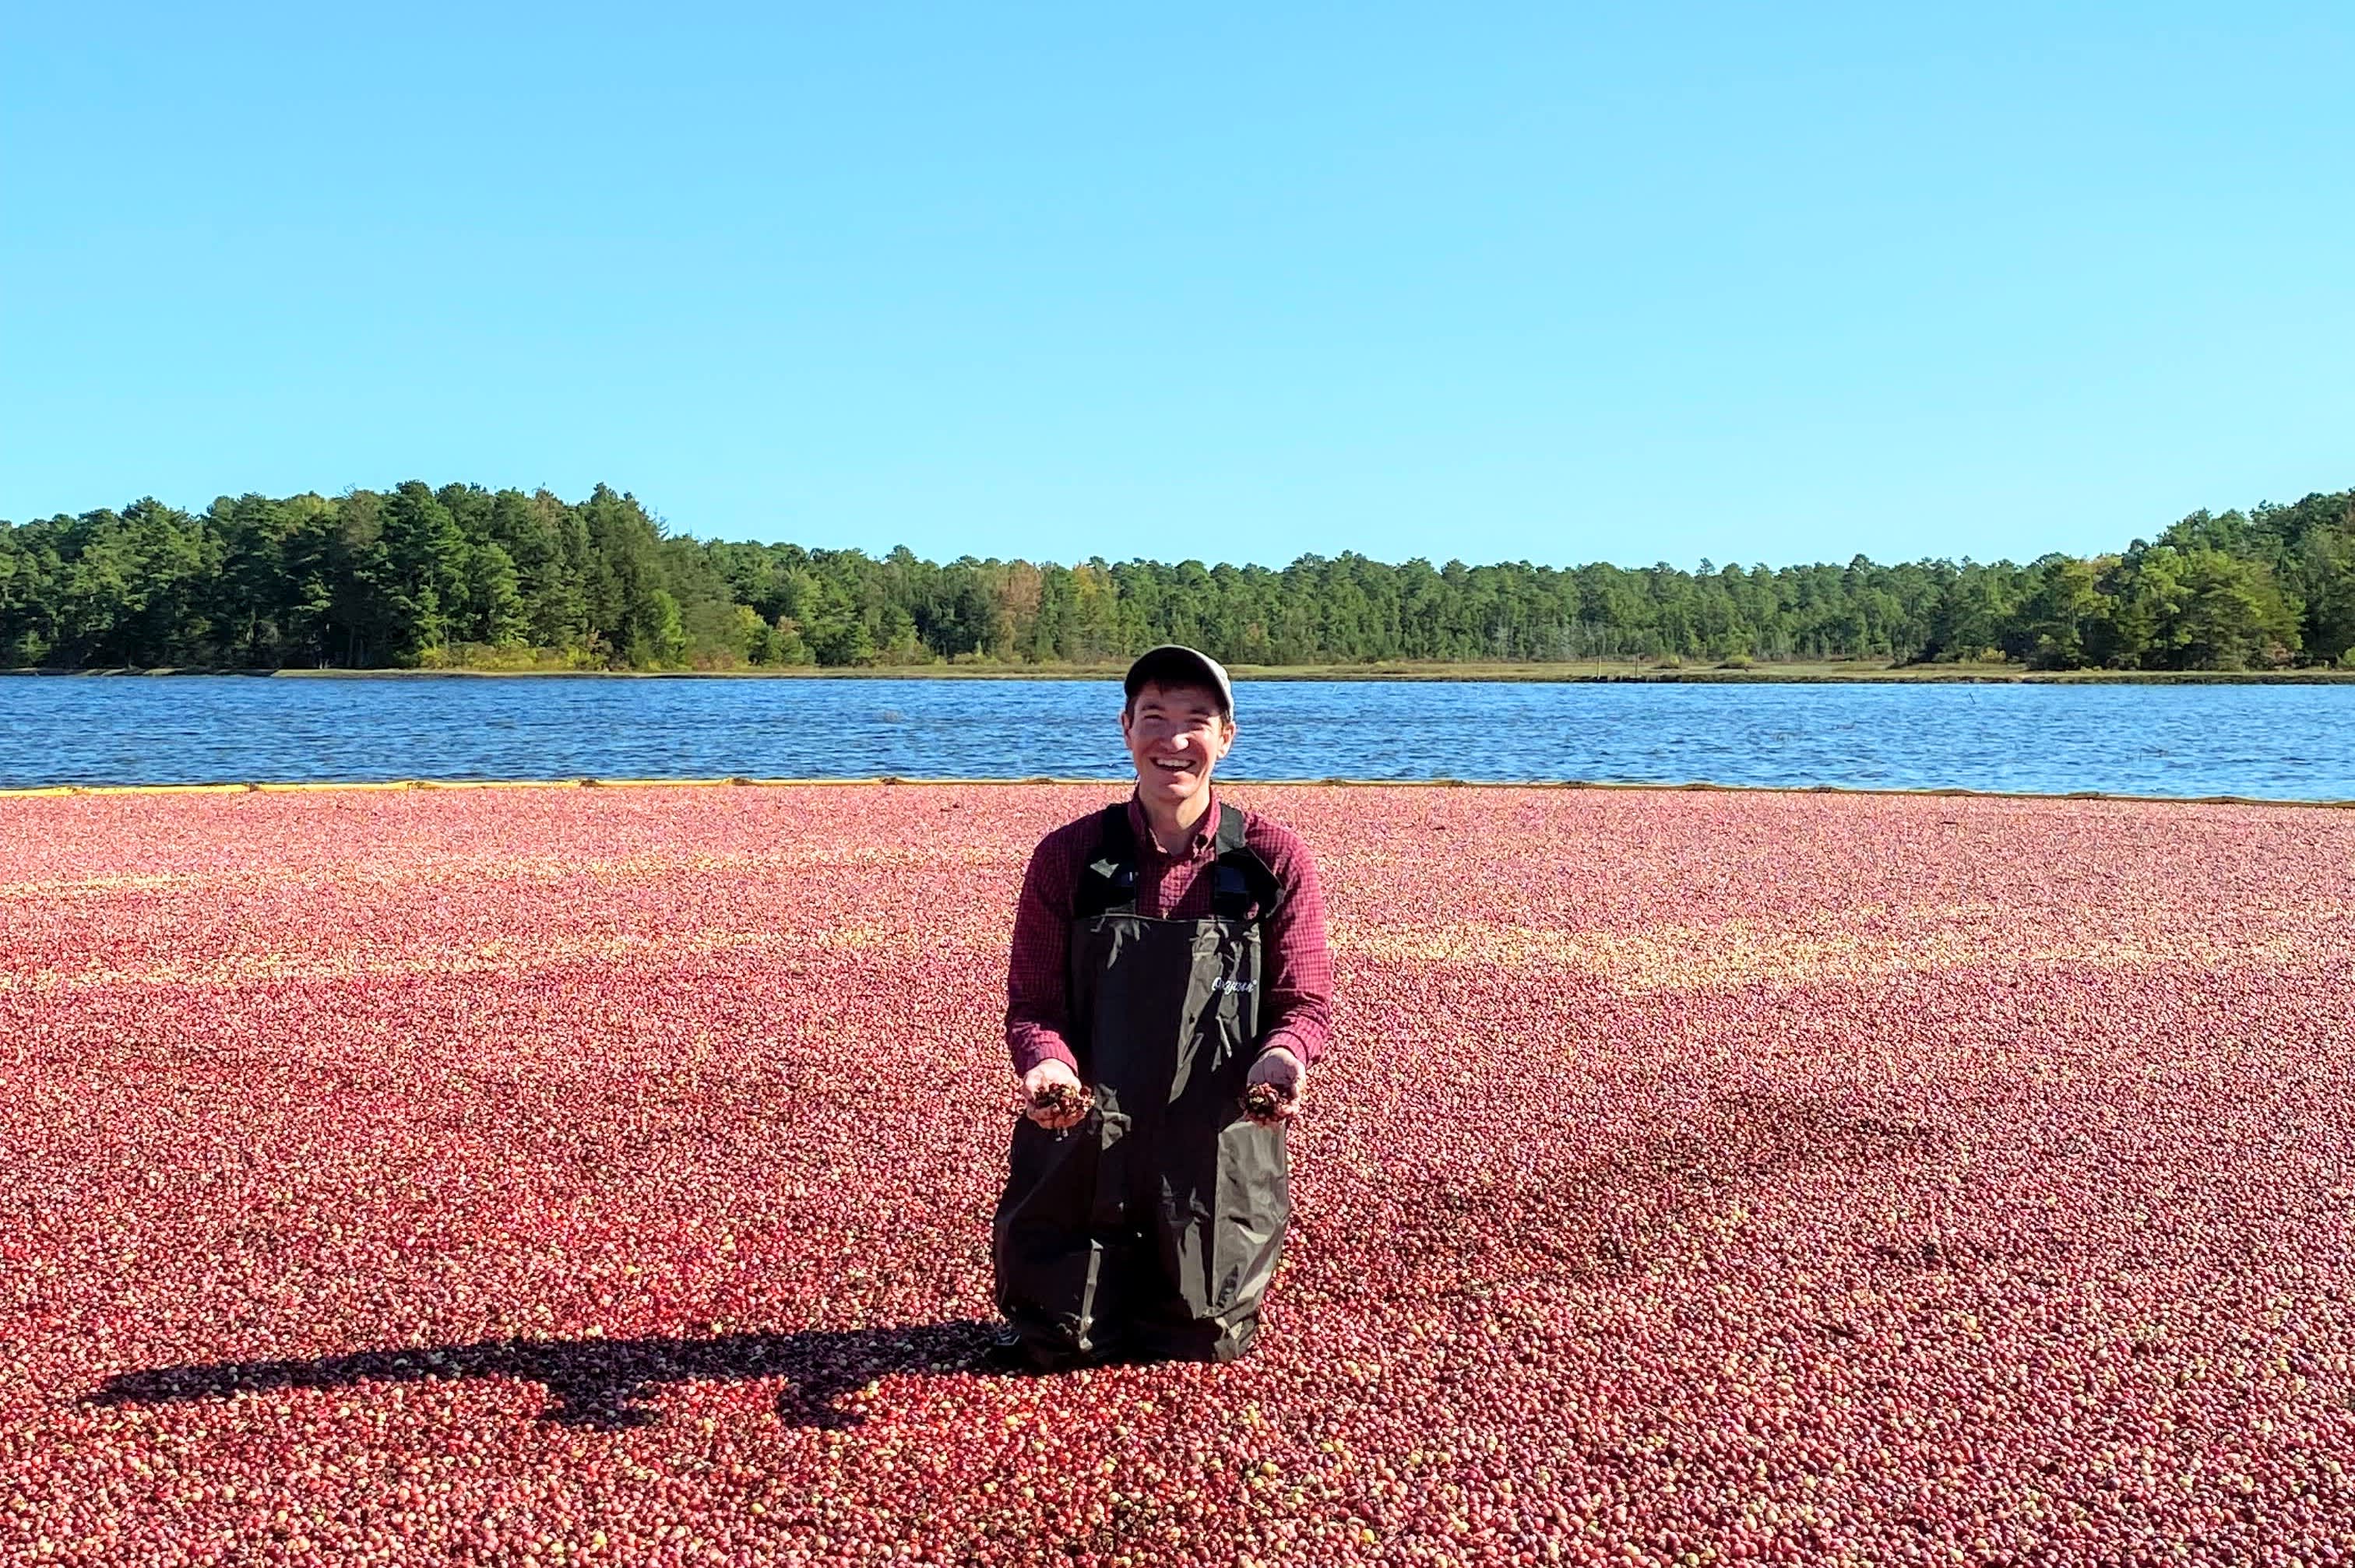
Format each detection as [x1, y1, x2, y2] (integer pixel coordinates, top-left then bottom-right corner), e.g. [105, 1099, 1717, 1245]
[2, 676, 2350, 800]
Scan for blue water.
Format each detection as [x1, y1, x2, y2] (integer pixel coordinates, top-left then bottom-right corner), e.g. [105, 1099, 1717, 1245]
[2, 677, 2349, 800]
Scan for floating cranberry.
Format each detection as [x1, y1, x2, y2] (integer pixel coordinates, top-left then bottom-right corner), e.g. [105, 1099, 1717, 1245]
[1, 781, 2346, 1565]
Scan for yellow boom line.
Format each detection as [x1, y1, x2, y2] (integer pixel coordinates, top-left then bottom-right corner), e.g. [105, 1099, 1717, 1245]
[0, 775, 2348, 810]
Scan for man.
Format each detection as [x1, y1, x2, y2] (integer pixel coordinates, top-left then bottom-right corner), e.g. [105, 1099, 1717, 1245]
[991, 645, 1333, 1369]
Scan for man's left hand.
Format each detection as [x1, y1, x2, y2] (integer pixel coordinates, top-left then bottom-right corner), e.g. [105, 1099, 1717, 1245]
[1245, 1046, 1306, 1120]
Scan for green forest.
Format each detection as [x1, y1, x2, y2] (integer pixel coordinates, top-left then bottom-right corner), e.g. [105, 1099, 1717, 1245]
[2, 482, 2350, 673]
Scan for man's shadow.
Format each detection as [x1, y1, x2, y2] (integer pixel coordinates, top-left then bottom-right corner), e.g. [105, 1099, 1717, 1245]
[90, 1318, 1002, 1432]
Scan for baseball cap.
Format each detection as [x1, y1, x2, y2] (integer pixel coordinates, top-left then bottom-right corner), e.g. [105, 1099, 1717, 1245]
[1123, 645, 1234, 716]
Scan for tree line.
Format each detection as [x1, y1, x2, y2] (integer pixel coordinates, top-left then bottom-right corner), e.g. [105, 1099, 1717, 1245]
[2, 480, 2349, 673]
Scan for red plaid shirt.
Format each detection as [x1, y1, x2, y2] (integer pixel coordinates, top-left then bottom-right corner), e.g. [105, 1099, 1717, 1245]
[1005, 791, 1334, 1077]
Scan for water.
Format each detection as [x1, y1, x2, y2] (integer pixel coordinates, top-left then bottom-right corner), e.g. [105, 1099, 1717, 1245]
[2, 676, 2350, 800]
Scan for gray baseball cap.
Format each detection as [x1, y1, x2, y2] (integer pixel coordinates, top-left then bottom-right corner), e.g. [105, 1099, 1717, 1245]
[1123, 645, 1234, 716]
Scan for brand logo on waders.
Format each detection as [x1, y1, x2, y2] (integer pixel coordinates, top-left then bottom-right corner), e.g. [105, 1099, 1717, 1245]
[1212, 978, 1254, 993]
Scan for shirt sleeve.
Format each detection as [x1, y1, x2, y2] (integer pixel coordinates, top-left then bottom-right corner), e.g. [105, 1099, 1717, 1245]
[1252, 824, 1335, 1068]
[1005, 829, 1082, 1077]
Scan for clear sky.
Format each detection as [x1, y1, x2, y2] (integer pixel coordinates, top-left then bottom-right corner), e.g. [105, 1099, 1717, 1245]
[5, 2, 2349, 569]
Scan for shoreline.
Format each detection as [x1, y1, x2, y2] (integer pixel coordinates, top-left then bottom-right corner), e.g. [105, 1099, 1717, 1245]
[5, 662, 2354, 685]
[3, 773, 2348, 810]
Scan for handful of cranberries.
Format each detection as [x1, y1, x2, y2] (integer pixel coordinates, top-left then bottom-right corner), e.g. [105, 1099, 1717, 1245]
[1026, 1081, 1093, 1120]
[1241, 1081, 1296, 1123]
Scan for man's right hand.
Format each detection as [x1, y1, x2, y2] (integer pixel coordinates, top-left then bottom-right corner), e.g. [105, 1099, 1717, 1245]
[1021, 1060, 1090, 1130]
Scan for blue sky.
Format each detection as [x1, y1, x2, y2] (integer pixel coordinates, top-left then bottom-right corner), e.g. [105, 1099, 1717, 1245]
[5, 2, 2349, 568]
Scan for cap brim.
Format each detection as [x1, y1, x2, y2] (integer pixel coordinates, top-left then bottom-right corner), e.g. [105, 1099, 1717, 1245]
[1123, 645, 1233, 714]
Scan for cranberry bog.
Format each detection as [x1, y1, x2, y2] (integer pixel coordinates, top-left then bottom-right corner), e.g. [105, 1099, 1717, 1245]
[5, 781, 2352, 1567]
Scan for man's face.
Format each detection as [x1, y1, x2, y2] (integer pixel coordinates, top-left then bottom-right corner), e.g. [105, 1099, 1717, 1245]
[1121, 680, 1235, 811]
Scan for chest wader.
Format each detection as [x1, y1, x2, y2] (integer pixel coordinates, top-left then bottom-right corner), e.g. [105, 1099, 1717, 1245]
[992, 803, 1290, 1369]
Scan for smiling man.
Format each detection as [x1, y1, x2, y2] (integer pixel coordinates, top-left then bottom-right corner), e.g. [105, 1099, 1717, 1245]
[991, 645, 1333, 1370]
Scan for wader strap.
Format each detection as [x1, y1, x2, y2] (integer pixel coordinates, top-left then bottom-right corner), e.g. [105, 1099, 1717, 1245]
[1075, 800, 1283, 925]
[1076, 805, 1140, 920]
[1210, 803, 1281, 925]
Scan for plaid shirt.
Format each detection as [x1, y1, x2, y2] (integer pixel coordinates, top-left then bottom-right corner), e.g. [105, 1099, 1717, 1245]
[1005, 791, 1334, 1077]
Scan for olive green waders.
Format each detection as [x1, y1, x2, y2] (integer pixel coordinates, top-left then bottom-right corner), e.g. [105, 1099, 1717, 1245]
[991, 803, 1290, 1368]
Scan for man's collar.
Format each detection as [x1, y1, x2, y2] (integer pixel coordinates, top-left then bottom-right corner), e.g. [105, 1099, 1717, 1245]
[1126, 789, 1220, 859]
